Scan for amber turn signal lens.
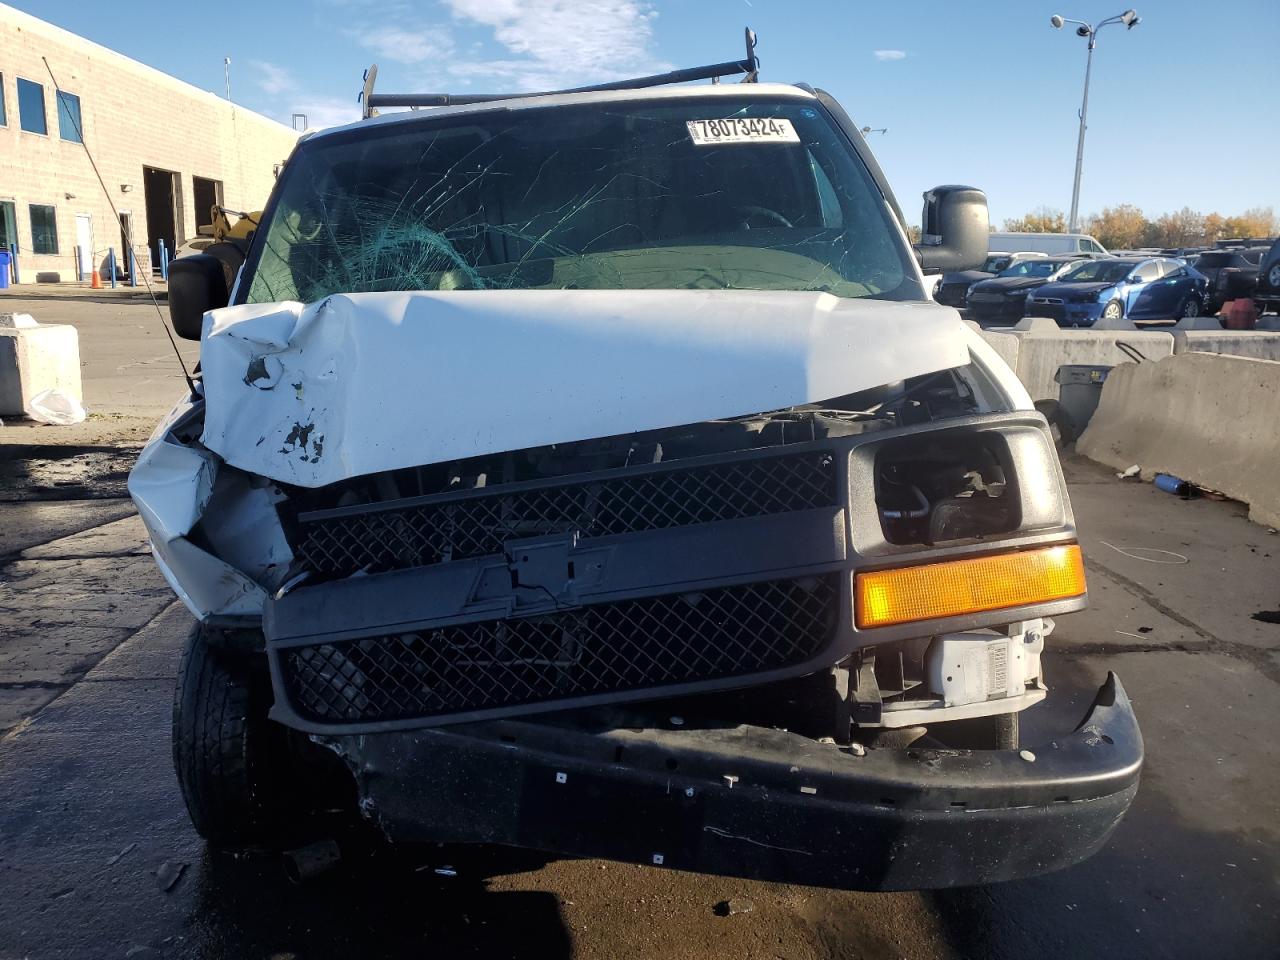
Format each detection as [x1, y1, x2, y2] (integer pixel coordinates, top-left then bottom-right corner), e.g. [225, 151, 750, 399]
[855, 544, 1086, 629]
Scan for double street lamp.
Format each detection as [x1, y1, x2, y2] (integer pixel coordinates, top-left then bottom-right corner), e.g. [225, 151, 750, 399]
[1050, 9, 1141, 232]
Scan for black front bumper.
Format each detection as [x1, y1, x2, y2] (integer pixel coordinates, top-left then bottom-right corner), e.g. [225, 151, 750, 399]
[966, 298, 1028, 325]
[323, 673, 1142, 891]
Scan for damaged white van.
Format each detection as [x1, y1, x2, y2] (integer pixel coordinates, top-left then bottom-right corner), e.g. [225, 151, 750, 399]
[131, 53, 1141, 890]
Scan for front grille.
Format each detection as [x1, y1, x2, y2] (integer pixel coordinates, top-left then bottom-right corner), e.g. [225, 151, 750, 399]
[294, 451, 837, 578]
[280, 575, 840, 724]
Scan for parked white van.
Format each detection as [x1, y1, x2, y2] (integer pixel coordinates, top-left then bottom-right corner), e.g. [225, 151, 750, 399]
[988, 232, 1108, 257]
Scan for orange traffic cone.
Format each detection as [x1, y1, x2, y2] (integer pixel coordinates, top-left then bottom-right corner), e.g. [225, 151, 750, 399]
[90, 268, 102, 289]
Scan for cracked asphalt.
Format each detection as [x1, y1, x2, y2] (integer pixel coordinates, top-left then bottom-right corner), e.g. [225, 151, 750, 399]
[0, 301, 1277, 958]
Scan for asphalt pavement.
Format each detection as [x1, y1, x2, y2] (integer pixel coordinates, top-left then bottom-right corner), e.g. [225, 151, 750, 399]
[1, 443, 1277, 960]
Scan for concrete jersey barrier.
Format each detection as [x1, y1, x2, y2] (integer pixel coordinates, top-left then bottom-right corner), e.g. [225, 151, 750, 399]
[0, 319, 83, 417]
[1172, 330, 1280, 361]
[1077, 352, 1280, 528]
[1005, 318, 1175, 402]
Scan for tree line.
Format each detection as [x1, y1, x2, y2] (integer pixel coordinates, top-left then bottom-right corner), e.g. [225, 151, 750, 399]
[1001, 205, 1278, 249]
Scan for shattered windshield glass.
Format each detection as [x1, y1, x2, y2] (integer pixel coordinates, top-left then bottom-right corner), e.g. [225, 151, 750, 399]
[241, 97, 911, 304]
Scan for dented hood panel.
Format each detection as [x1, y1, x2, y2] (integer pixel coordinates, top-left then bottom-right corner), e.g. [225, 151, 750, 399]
[200, 290, 972, 488]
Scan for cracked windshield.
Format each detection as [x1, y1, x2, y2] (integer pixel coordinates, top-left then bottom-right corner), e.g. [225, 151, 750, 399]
[243, 99, 909, 303]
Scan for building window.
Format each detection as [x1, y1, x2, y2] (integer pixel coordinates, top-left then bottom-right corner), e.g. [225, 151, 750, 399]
[57, 91, 82, 143]
[17, 78, 47, 135]
[30, 205, 58, 254]
[0, 74, 7, 127]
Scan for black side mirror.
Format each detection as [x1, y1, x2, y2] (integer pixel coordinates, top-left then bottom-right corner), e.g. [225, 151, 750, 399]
[168, 254, 229, 341]
[914, 185, 989, 272]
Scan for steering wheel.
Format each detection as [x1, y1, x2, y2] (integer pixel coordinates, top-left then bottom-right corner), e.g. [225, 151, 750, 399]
[733, 205, 794, 229]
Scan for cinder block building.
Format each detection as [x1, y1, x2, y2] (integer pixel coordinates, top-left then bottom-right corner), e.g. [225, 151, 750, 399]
[0, 4, 300, 282]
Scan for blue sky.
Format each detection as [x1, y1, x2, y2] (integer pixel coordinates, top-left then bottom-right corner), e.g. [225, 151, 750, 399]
[13, 0, 1279, 225]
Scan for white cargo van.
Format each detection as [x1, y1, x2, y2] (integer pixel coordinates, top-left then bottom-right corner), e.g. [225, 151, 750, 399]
[988, 232, 1108, 257]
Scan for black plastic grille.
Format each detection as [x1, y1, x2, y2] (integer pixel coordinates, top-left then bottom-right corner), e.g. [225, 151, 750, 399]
[281, 576, 839, 725]
[294, 451, 836, 577]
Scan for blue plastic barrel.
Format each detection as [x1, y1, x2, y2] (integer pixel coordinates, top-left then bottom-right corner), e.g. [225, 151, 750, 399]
[0, 250, 11, 288]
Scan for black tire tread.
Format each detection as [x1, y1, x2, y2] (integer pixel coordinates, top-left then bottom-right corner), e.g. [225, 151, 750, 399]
[172, 625, 270, 845]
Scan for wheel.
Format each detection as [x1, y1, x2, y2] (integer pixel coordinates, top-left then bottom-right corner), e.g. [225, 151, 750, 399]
[1179, 296, 1201, 318]
[930, 711, 1020, 750]
[1102, 299, 1124, 321]
[172, 624, 281, 846]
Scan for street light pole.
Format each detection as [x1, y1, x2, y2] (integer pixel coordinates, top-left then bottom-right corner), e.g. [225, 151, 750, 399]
[1051, 10, 1141, 233]
[1068, 37, 1095, 233]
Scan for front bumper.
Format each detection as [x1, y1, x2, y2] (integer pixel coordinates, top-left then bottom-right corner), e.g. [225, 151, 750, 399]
[325, 673, 1141, 891]
[1026, 300, 1105, 327]
[967, 297, 1029, 325]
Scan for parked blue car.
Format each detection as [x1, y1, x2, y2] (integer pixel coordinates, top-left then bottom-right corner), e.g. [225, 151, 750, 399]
[1024, 257, 1208, 326]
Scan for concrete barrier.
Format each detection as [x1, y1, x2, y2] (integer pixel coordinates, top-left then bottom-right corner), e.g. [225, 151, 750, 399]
[1010, 326, 1175, 401]
[0, 318, 83, 417]
[1172, 329, 1280, 360]
[1078, 352, 1280, 528]
[971, 322, 1020, 374]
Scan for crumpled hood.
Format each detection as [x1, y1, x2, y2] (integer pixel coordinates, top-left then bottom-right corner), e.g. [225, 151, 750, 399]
[199, 289, 973, 488]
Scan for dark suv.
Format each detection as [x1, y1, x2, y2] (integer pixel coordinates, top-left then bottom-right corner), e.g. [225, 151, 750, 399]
[1192, 247, 1269, 313]
[1253, 238, 1280, 315]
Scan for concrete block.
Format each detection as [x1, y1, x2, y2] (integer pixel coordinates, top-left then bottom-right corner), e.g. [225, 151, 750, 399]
[1174, 315, 1223, 331]
[1013, 317, 1058, 332]
[978, 328, 1019, 373]
[1172, 330, 1280, 361]
[1092, 315, 1140, 331]
[0, 324, 83, 416]
[1078, 352, 1280, 528]
[1010, 329, 1175, 401]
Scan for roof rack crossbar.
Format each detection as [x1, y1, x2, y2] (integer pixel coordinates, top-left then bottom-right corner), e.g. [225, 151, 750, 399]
[362, 28, 759, 118]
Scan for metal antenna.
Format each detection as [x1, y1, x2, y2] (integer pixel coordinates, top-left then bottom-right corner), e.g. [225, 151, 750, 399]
[42, 56, 199, 401]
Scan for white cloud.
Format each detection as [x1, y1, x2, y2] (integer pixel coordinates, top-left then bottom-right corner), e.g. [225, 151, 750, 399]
[444, 0, 666, 91]
[873, 49, 907, 61]
[350, 25, 456, 64]
[251, 60, 296, 95]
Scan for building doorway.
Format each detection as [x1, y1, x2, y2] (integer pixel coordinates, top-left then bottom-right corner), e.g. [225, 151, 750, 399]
[192, 176, 223, 234]
[0, 202, 14, 283]
[142, 165, 179, 270]
[118, 211, 133, 278]
[75, 214, 93, 279]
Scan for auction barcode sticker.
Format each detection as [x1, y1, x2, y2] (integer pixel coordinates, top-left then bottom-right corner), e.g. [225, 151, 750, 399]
[686, 117, 800, 145]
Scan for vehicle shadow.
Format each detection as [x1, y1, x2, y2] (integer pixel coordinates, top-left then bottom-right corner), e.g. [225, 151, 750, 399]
[188, 832, 573, 960]
[0, 443, 138, 501]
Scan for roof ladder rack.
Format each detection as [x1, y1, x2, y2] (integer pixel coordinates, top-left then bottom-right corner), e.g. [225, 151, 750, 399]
[359, 27, 759, 119]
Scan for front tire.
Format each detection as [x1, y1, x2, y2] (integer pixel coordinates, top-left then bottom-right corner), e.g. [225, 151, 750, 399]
[1102, 299, 1124, 321]
[172, 625, 279, 846]
[1179, 296, 1202, 318]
